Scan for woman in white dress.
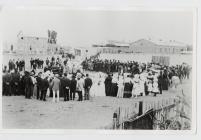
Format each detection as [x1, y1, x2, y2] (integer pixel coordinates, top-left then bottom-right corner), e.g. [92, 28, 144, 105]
[152, 77, 159, 96]
[96, 73, 106, 97]
[132, 74, 140, 98]
[91, 72, 105, 97]
[117, 75, 124, 98]
[147, 79, 153, 95]
[139, 78, 145, 96]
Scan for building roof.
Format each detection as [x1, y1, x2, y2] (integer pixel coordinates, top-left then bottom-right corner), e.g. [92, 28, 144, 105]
[107, 40, 130, 47]
[131, 38, 188, 48]
[148, 38, 188, 47]
[19, 36, 48, 40]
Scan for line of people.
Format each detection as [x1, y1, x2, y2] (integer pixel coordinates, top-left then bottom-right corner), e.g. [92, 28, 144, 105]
[82, 58, 191, 81]
[6, 59, 25, 72]
[30, 58, 44, 69]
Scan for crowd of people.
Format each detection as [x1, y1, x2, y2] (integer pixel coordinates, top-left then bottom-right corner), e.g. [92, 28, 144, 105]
[82, 58, 191, 80]
[2, 54, 191, 103]
[2, 55, 92, 102]
[7, 59, 25, 72]
[30, 58, 44, 69]
[2, 69, 93, 102]
[83, 58, 191, 98]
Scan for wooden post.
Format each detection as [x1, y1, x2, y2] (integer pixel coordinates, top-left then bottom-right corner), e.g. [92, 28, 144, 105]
[113, 112, 118, 129]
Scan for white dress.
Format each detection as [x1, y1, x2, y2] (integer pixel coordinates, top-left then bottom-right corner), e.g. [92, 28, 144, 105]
[139, 80, 145, 96]
[147, 81, 153, 92]
[91, 76, 105, 97]
[96, 77, 105, 97]
[131, 78, 139, 97]
[117, 77, 124, 98]
[152, 82, 159, 93]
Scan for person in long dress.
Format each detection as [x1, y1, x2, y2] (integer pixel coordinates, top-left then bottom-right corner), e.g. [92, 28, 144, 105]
[111, 75, 118, 97]
[147, 79, 153, 95]
[139, 73, 147, 96]
[123, 75, 132, 98]
[132, 74, 140, 98]
[104, 74, 112, 96]
[117, 75, 124, 98]
[96, 73, 106, 97]
[152, 77, 159, 97]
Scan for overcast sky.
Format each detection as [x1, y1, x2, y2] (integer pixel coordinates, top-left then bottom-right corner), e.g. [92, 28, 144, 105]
[1, 8, 194, 47]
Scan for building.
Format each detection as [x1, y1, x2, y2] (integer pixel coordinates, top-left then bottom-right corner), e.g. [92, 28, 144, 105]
[129, 39, 189, 54]
[74, 46, 98, 59]
[17, 35, 59, 55]
[93, 40, 130, 53]
[93, 39, 191, 54]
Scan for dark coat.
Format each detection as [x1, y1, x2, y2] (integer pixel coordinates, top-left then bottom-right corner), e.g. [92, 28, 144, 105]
[61, 77, 71, 89]
[84, 77, 92, 89]
[70, 79, 77, 92]
[36, 76, 42, 89]
[41, 78, 49, 91]
[104, 76, 112, 96]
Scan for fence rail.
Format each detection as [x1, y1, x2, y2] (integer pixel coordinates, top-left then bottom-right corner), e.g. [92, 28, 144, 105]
[112, 100, 179, 129]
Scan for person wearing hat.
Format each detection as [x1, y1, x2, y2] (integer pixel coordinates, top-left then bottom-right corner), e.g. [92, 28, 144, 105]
[147, 73, 153, 96]
[158, 71, 163, 94]
[24, 71, 33, 99]
[76, 75, 84, 101]
[30, 71, 36, 97]
[152, 77, 159, 97]
[104, 73, 112, 96]
[3, 70, 12, 96]
[51, 73, 61, 102]
[10, 69, 20, 96]
[84, 74, 93, 100]
[70, 75, 77, 100]
[36, 72, 42, 100]
[40, 74, 49, 101]
[61, 73, 71, 101]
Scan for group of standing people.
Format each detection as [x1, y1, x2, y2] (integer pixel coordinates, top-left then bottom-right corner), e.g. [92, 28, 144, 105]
[3, 53, 191, 102]
[30, 58, 44, 70]
[7, 59, 25, 72]
[3, 66, 93, 102]
[101, 62, 191, 98]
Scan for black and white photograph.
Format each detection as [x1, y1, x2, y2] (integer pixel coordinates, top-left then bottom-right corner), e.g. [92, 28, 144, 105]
[1, 7, 196, 130]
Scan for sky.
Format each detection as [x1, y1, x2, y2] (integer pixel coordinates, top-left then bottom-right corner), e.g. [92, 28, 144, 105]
[1, 8, 194, 48]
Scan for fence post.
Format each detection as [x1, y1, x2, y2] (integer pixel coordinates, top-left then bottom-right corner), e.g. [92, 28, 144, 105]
[139, 101, 143, 116]
[113, 112, 118, 129]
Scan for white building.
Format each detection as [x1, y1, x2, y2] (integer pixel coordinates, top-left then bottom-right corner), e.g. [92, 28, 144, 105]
[17, 35, 59, 55]
[93, 39, 190, 54]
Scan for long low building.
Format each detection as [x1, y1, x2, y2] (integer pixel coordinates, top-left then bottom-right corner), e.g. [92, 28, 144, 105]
[93, 39, 192, 54]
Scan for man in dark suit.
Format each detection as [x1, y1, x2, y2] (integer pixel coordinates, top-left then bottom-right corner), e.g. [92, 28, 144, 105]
[61, 73, 71, 101]
[70, 75, 77, 100]
[104, 73, 112, 96]
[3, 71, 12, 96]
[24, 71, 33, 99]
[40, 76, 49, 101]
[11, 69, 20, 96]
[36, 72, 42, 100]
[84, 74, 93, 100]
